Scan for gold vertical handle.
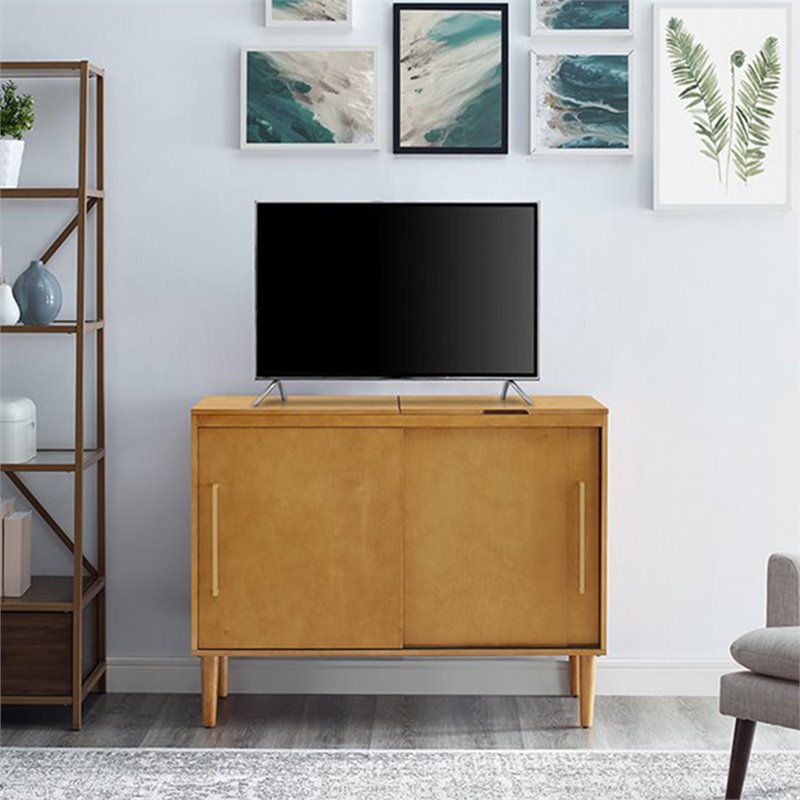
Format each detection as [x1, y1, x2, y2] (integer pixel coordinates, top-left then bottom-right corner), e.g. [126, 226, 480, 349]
[578, 481, 586, 595]
[211, 482, 220, 598]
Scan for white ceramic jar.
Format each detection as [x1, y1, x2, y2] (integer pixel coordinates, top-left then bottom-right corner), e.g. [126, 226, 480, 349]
[0, 396, 37, 463]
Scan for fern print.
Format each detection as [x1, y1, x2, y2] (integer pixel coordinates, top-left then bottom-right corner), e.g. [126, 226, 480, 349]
[726, 50, 745, 190]
[733, 37, 781, 185]
[666, 17, 728, 182]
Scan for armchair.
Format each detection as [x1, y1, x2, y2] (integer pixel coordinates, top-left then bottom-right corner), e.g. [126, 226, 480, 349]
[720, 553, 800, 799]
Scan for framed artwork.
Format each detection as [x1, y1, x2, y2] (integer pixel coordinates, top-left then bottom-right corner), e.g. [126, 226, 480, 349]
[393, 3, 509, 154]
[530, 51, 633, 155]
[654, 3, 791, 210]
[265, 0, 352, 29]
[241, 47, 378, 150]
[531, 0, 633, 37]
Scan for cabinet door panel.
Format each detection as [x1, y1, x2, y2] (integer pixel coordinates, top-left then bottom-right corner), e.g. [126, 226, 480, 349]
[197, 428, 403, 649]
[566, 428, 601, 646]
[404, 428, 573, 647]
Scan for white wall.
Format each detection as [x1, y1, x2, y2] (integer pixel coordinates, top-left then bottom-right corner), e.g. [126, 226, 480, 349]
[1, 0, 798, 695]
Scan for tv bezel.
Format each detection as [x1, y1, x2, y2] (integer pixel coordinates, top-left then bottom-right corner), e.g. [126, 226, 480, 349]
[254, 201, 540, 382]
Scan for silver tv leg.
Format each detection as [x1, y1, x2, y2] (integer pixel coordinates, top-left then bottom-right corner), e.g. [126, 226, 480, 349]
[252, 379, 287, 407]
[500, 380, 533, 407]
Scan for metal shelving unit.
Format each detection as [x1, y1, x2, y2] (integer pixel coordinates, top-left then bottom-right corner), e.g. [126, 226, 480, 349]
[0, 60, 106, 729]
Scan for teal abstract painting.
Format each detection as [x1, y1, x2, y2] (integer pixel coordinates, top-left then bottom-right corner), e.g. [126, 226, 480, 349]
[266, 0, 351, 28]
[531, 52, 631, 155]
[394, 4, 508, 154]
[242, 49, 377, 149]
[533, 0, 631, 34]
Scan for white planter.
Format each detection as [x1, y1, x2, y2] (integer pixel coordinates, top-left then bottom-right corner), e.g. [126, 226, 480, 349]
[0, 139, 25, 188]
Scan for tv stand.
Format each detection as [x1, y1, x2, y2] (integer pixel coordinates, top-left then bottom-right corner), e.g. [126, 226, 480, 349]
[252, 379, 287, 407]
[191, 395, 608, 729]
[501, 380, 533, 406]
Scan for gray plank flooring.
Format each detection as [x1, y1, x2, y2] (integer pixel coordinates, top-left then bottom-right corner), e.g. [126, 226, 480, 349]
[371, 696, 524, 750]
[1, 694, 798, 751]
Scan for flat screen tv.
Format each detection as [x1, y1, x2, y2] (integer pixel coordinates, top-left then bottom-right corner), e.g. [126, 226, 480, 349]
[255, 202, 538, 380]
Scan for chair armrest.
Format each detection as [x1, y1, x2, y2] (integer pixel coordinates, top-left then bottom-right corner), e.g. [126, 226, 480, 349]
[767, 554, 800, 627]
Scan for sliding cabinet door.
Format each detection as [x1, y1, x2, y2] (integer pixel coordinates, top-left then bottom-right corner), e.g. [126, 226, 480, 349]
[404, 427, 600, 648]
[197, 427, 403, 650]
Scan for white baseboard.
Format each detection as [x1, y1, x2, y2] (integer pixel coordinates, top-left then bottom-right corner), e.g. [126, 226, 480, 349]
[106, 657, 737, 697]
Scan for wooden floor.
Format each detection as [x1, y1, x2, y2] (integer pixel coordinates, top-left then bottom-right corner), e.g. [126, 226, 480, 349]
[2, 695, 799, 750]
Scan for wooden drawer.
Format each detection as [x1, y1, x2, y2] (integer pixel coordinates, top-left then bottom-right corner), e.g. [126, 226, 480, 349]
[1, 605, 98, 697]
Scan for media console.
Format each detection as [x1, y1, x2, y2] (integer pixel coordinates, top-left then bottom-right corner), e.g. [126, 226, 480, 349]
[192, 395, 608, 728]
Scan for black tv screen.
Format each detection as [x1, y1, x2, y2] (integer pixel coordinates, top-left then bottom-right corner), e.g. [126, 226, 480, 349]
[255, 202, 538, 379]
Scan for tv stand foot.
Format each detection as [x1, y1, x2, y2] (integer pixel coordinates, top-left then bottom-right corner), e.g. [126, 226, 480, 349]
[501, 380, 533, 406]
[578, 655, 597, 728]
[253, 379, 287, 407]
[201, 656, 219, 728]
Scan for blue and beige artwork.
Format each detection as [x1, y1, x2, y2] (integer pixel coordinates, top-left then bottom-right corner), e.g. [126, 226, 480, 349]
[245, 50, 376, 146]
[535, 0, 629, 32]
[535, 54, 629, 151]
[397, 9, 505, 150]
[271, 0, 347, 23]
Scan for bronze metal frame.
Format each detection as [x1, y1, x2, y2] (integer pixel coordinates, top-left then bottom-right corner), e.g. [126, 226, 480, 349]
[0, 60, 106, 729]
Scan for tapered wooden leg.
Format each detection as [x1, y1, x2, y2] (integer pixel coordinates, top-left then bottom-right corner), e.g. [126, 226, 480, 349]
[725, 719, 756, 799]
[201, 656, 219, 728]
[569, 656, 581, 697]
[218, 656, 229, 699]
[578, 655, 596, 728]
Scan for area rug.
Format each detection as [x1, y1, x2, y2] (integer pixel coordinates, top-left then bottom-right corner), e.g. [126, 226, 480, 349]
[1, 748, 799, 800]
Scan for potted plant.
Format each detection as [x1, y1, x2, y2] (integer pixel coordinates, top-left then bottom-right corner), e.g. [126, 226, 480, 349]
[0, 81, 35, 188]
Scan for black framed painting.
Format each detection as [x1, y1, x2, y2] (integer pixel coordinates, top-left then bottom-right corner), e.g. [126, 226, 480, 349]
[393, 3, 509, 154]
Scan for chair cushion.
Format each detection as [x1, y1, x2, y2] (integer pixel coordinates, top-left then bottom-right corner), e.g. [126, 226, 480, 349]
[730, 626, 800, 682]
[720, 670, 800, 729]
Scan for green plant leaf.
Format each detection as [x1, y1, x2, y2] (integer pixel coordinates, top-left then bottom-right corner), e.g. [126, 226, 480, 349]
[734, 37, 781, 186]
[666, 17, 729, 182]
[0, 81, 35, 140]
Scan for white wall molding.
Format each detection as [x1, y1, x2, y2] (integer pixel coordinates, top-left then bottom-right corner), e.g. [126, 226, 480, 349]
[107, 657, 738, 697]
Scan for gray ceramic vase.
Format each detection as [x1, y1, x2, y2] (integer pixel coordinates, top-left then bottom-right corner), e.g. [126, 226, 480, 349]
[13, 260, 63, 325]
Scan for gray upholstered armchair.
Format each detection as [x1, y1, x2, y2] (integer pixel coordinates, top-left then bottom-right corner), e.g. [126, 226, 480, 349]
[720, 553, 800, 799]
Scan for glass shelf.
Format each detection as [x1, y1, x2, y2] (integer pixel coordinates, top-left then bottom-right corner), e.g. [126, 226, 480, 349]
[1, 320, 104, 334]
[1, 448, 105, 473]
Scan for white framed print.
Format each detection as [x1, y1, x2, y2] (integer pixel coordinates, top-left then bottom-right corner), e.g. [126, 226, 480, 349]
[241, 47, 378, 150]
[531, 0, 633, 37]
[265, 0, 352, 29]
[654, 3, 792, 210]
[530, 50, 633, 155]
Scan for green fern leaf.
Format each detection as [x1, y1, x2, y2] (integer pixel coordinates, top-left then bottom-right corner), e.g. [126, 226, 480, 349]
[734, 37, 781, 185]
[666, 18, 729, 182]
